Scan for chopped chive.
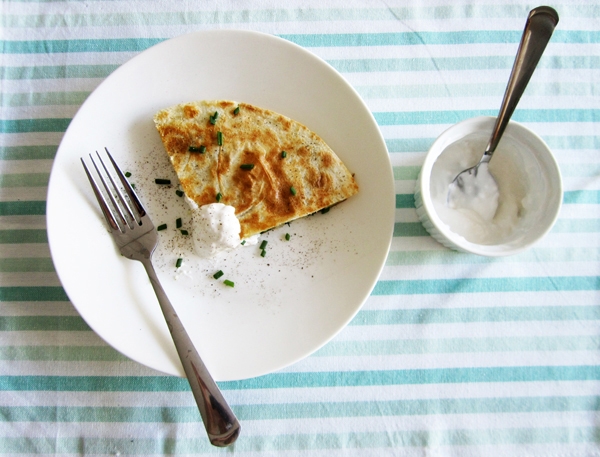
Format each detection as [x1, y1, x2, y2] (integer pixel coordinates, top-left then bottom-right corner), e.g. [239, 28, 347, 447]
[125, 171, 132, 178]
[290, 186, 297, 196]
[217, 131, 223, 146]
[180, 229, 189, 236]
[175, 258, 183, 268]
[259, 240, 268, 250]
[210, 111, 218, 125]
[321, 207, 330, 214]
[260, 249, 266, 258]
[285, 233, 291, 241]
[176, 190, 184, 197]
[189, 145, 206, 153]
[213, 270, 224, 279]
[176, 218, 182, 228]
[155, 178, 171, 185]
[281, 151, 287, 158]
[241, 240, 246, 245]
[233, 106, 240, 115]
[131, 183, 136, 189]
[216, 192, 222, 202]
[240, 163, 255, 170]
[157, 224, 167, 231]
[224, 279, 235, 287]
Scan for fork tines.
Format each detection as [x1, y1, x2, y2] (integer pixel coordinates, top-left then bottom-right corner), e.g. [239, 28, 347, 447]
[81, 148, 146, 233]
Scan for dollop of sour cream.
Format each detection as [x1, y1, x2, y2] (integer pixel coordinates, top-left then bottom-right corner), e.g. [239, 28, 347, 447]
[190, 203, 242, 258]
[430, 133, 535, 245]
[447, 162, 499, 222]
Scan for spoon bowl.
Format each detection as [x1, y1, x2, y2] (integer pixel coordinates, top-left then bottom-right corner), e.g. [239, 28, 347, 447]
[448, 6, 559, 208]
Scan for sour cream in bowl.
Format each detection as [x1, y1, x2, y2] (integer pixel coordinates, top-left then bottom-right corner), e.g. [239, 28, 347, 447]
[415, 116, 562, 256]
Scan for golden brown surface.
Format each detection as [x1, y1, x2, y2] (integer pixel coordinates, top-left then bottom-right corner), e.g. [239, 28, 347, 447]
[154, 100, 359, 239]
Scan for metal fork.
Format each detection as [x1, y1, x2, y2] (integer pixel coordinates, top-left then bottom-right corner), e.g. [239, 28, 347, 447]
[81, 148, 241, 447]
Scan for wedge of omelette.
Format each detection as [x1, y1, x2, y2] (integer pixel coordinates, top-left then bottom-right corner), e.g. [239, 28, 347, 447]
[153, 100, 359, 239]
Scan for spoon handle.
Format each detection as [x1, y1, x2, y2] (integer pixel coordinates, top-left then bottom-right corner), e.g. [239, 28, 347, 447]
[485, 6, 559, 156]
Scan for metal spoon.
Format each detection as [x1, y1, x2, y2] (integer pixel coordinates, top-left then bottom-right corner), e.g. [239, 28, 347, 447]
[448, 6, 559, 207]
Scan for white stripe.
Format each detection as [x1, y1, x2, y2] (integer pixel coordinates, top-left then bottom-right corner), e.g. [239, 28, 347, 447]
[1, 78, 104, 94]
[378, 262, 599, 281]
[361, 290, 600, 310]
[0, 160, 53, 174]
[1, 411, 599, 443]
[4, 380, 600, 407]
[0, 132, 63, 148]
[284, 352, 600, 373]
[0, 272, 62, 287]
[0, 188, 48, 202]
[4, 346, 600, 375]
[338, 322, 600, 341]
[1, 106, 81, 121]
[0, 243, 50, 257]
[0, 330, 105, 345]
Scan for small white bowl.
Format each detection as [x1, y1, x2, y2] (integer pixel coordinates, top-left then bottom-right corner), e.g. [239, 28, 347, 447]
[415, 116, 562, 256]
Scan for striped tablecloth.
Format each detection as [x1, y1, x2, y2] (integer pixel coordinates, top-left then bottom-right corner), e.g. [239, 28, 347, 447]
[2, 1, 599, 455]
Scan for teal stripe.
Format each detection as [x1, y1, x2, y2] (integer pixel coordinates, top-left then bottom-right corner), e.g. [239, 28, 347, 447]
[553, 219, 600, 233]
[0, 173, 49, 188]
[564, 190, 600, 204]
[0, 146, 57, 160]
[284, 31, 520, 47]
[282, 30, 600, 47]
[1, 427, 600, 454]
[359, 82, 600, 99]
[396, 167, 600, 182]
[394, 222, 429, 237]
[393, 219, 600, 237]
[2, 366, 600, 392]
[331, 56, 600, 73]
[394, 166, 420, 180]
[2, 396, 599, 422]
[388, 136, 600, 154]
[0, 287, 69, 302]
[373, 276, 599, 295]
[374, 109, 600, 126]
[396, 219, 599, 237]
[1, 91, 90, 107]
[0, 258, 54, 272]
[2, 33, 599, 55]
[352, 305, 600, 326]
[0, 118, 70, 133]
[224, 366, 600, 390]
[545, 135, 600, 150]
[0, 316, 87, 331]
[0, 38, 163, 54]
[386, 138, 433, 153]
[395, 191, 600, 209]
[1, 65, 118, 80]
[0, 230, 47, 243]
[316, 336, 600, 357]
[0, 201, 46, 216]
[396, 194, 415, 208]
[0, 346, 125, 361]
[386, 247, 600, 266]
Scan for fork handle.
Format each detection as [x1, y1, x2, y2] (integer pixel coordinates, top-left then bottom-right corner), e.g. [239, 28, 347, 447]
[140, 258, 241, 447]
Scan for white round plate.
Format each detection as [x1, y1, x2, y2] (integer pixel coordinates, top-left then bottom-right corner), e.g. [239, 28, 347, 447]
[47, 30, 395, 381]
